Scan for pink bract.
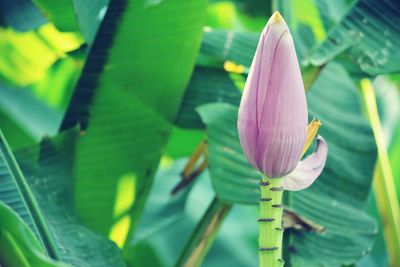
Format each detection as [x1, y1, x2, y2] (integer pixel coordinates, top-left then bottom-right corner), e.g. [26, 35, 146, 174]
[237, 12, 308, 178]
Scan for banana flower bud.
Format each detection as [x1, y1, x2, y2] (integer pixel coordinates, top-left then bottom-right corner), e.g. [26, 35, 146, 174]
[237, 12, 328, 191]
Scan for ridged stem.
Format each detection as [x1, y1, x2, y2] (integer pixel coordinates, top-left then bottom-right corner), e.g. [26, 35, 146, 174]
[259, 176, 284, 267]
[282, 190, 292, 267]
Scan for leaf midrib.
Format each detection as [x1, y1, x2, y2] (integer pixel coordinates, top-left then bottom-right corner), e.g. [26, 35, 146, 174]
[0, 130, 59, 260]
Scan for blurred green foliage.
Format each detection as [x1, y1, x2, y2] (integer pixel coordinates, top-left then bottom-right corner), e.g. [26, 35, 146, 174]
[0, 0, 399, 267]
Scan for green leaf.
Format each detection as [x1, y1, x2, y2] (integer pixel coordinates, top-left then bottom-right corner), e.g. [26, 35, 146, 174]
[198, 28, 309, 68]
[175, 66, 241, 129]
[293, 0, 325, 39]
[0, 56, 82, 149]
[0, 202, 67, 267]
[165, 127, 204, 158]
[72, 0, 110, 45]
[314, 0, 353, 31]
[307, 0, 400, 75]
[276, 0, 327, 60]
[15, 130, 126, 267]
[129, 159, 191, 244]
[280, 0, 326, 42]
[196, 63, 377, 266]
[364, 194, 390, 267]
[0, 129, 126, 266]
[0, 0, 46, 31]
[206, 0, 272, 32]
[125, 159, 215, 267]
[31, 57, 83, 111]
[306, 64, 376, 206]
[0, 85, 63, 143]
[0, 26, 82, 87]
[231, 0, 272, 18]
[31, 0, 80, 32]
[200, 30, 258, 67]
[205, 2, 238, 30]
[290, 192, 377, 267]
[0, 129, 57, 257]
[60, 0, 207, 239]
[0, 108, 35, 149]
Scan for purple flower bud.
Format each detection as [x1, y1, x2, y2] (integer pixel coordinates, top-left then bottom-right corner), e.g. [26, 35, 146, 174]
[237, 12, 308, 178]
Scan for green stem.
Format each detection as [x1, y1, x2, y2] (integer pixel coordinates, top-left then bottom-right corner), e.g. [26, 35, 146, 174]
[282, 190, 292, 267]
[175, 197, 231, 267]
[360, 80, 400, 267]
[259, 176, 284, 267]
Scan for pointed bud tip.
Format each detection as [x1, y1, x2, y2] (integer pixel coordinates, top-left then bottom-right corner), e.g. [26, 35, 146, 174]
[270, 11, 284, 24]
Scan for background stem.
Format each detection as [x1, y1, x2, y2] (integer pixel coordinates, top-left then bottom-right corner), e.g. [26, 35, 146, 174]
[175, 197, 231, 267]
[360, 79, 400, 267]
